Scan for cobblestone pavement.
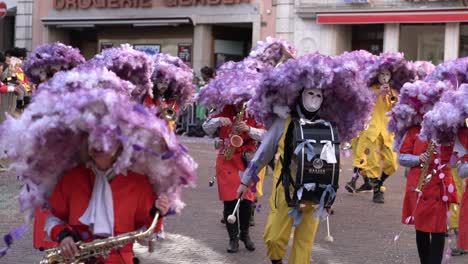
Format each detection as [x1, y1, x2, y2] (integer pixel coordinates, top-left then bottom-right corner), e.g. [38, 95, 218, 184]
[0, 136, 467, 264]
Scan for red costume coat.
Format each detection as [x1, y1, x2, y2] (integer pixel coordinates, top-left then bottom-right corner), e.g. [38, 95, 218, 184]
[214, 105, 264, 202]
[400, 126, 458, 233]
[144, 96, 179, 132]
[456, 127, 468, 248]
[47, 165, 162, 264]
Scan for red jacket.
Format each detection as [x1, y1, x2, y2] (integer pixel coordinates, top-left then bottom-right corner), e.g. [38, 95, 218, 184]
[400, 126, 457, 233]
[47, 165, 163, 264]
[457, 127, 468, 248]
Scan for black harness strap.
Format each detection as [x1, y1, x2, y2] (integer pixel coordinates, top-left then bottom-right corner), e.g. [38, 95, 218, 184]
[281, 119, 298, 207]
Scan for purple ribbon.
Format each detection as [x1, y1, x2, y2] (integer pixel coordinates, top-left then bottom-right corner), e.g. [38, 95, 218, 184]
[0, 224, 28, 258]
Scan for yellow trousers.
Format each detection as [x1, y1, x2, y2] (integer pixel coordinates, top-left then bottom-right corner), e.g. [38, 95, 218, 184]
[449, 167, 466, 230]
[354, 134, 398, 178]
[263, 175, 319, 263]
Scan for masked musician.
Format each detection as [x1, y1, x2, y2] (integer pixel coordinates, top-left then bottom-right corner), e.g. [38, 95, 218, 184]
[202, 102, 265, 253]
[21, 42, 86, 251]
[351, 53, 415, 203]
[237, 53, 374, 264]
[456, 121, 468, 255]
[145, 53, 194, 132]
[389, 81, 457, 264]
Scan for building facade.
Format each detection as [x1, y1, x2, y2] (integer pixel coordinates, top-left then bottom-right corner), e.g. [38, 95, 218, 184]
[279, 0, 468, 63]
[31, 0, 276, 72]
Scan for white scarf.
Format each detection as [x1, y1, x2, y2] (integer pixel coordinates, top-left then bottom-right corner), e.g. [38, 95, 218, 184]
[79, 164, 115, 237]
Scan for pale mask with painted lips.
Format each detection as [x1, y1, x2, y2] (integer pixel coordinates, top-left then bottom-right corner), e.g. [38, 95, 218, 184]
[301, 88, 323, 113]
[156, 79, 170, 95]
[378, 69, 391, 85]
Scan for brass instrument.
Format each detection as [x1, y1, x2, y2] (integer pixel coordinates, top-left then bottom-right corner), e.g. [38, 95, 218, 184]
[40, 212, 160, 264]
[224, 104, 246, 160]
[415, 141, 436, 193]
[382, 83, 397, 106]
[160, 106, 177, 122]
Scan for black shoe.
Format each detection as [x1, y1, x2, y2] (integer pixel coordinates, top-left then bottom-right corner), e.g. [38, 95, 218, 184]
[240, 232, 256, 251]
[356, 182, 373, 193]
[373, 190, 385, 204]
[345, 179, 357, 193]
[227, 238, 239, 253]
[271, 260, 283, 264]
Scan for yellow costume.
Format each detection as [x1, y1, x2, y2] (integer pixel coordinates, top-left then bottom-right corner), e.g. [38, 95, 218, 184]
[263, 116, 319, 264]
[449, 167, 466, 230]
[354, 84, 398, 179]
[255, 167, 267, 198]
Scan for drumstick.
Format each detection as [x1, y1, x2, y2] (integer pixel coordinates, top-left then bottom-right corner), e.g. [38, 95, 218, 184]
[227, 199, 241, 224]
[324, 216, 334, 243]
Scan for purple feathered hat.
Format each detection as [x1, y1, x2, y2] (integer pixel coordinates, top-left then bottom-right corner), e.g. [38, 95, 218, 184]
[248, 52, 374, 142]
[425, 57, 468, 87]
[420, 84, 468, 145]
[23, 42, 85, 85]
[197, 59, 266, 111]
[86, 44, 154, 102]
[364, 52, 416, 92]
[409, 61, 436, 81]
[249, 37, 297, 65]
[388, 80, 454, 150]
[151, 53, 195, 107]
[0, 67, 197, 218]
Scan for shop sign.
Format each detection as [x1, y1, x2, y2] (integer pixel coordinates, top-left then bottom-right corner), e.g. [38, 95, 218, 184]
[177, 43, 192, 65]
[0, 1, 6, 18]
[53, 0, 153, 10]
[134, 44, 161, 55]
[165, 0, 250, 6]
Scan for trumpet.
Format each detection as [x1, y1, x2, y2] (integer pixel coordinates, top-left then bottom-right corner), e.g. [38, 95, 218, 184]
[415, 141, 436, 193]
[40, 212, 160, 264]
[382, 83, 397, 106]
[160, 106, 177, 122]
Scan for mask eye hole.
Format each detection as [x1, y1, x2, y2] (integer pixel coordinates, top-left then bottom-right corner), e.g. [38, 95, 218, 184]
[308, 91, 314, 96]
[316, 94, 322, 98]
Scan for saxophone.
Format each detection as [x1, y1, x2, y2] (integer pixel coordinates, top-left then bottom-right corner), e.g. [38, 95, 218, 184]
[415, 141, 436, 193]
[224, 104, 246, 160]
[40, 212, 160, 264]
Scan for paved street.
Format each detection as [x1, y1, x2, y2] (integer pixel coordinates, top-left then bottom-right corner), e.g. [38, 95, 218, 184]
[1, 136, 467, 264]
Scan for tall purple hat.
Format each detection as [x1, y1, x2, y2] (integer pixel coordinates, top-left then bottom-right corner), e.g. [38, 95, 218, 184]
[409, 60, 436, 81]
[0, 67, 197, 217]
[364, 52, 416, 92]
[249, 37, 297, 65]
[151, 53, 195, 107]
[387, 80, 454, 150]
[248, 52, 374, 142]
[23, 42, 85, 85]
[425, 57, 468, 87]
[420, 84, 468, 145]
[197, 59, 266, 112]
[86, 44, 154, 102]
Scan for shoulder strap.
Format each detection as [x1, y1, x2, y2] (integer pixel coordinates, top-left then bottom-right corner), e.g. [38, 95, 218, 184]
[281, 118, 298, 207]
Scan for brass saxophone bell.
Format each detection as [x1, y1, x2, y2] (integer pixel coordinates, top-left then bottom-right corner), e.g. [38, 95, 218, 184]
[230, 135, 244, 148]
[161, 107, 177, 122]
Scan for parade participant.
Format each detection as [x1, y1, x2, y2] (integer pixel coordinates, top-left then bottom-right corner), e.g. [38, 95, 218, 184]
[200, 59, 266, 253]
[23, 42, 85, 88]
[21, 42, 86, 251]
[410, 61, 435, 81]
[388, 81, 454, 236]
[5, 57, 30, 110]
[145, 53, 195, 132]
[0, 66, 197, 261]
[353, 52, 415, 203]
[237, 53, 374, 264]
[420, 85, 468, 258]
[248, 36, 297, 67]
[85, 44, 154, 102]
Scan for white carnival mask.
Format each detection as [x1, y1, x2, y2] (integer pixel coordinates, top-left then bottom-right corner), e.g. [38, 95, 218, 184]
[301, 88, 323, 113]
[378, 69, 391, 85]
[156, 79, 170, 94]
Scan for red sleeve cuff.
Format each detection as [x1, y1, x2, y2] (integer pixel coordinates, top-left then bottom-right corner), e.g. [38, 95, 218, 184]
[50, 224, 70, 242]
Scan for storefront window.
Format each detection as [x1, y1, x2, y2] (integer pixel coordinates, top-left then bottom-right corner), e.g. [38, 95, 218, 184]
[399, 24, 445, 64]
[351, 24, 384, 55]
[459, 23, 468, 57]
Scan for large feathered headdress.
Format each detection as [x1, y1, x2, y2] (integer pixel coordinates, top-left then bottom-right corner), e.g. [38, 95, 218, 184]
[364, 52, 416, 92]
[23, 42, 86, 86]
[387, 80, 454, 150]
[420, 84, 468, 145]
[85, 44, 154, 102]
[151, 53, 195, 107]
[248, 52, 375, 142]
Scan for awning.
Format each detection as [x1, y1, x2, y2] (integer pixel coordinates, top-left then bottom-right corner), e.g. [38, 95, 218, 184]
[317, 9, 468, 24]
[41, 18, 192, 28]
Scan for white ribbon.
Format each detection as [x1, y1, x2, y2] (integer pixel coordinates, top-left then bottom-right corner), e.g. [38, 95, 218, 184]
[79, 165, 115, 237]
[320, 141, 337, 164]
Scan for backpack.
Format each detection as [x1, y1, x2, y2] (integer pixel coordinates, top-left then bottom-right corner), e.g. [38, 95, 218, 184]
[281, 117, 340, 208]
